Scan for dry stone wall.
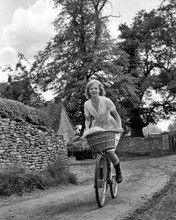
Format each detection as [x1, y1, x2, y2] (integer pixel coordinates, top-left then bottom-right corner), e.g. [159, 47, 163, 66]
[116, 133, 170, 156]
[68, 133, 172, 158]
[0, 118, 68, 170]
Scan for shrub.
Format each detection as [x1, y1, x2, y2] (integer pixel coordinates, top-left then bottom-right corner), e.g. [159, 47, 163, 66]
[0, 165, 44, 196]
[0, 98, 50, 126]
[0, 160, 78, 197]
[44, 159, 78, 186]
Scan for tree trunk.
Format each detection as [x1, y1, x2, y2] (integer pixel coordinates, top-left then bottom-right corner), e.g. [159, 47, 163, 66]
[128, 111, 147, 137]
[130, 127, 144, 137]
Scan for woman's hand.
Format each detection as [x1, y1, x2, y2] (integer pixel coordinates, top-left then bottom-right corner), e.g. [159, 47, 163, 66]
[116, 128, 124, 133]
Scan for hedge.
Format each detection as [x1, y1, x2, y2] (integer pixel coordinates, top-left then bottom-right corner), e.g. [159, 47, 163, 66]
[0, 98, 50, 126]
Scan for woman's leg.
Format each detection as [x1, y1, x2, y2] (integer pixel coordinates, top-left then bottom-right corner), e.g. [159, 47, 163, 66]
[107, 150, 123, 183]
[107, 150, 119, 164]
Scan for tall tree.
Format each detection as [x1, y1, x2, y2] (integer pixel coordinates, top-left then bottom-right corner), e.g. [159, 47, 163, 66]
[31, 0, 136, 133]
[0, 54, 41, 105]
[118, 0, 176, 137]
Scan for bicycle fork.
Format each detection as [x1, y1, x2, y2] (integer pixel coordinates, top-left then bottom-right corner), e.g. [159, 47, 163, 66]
[100, 152, 112, 184]
[107, 159, 113, 184]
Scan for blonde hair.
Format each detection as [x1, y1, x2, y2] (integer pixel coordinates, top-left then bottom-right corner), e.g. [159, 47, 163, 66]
[85, 79, 105, 99]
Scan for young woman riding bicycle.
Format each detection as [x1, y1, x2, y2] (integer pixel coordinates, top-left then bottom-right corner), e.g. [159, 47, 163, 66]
[84, 79, 123, 183]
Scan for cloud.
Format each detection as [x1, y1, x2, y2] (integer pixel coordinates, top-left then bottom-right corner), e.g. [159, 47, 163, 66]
[0, 47, 18, 65]
[0, 47, 18, 81]
[0, 0, 58, 66]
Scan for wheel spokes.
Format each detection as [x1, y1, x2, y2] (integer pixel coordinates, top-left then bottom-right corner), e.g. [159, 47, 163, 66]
[109, 163, 118, 198]
[95, 156, 107, 207]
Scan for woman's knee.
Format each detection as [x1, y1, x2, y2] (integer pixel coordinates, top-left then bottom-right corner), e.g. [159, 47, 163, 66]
[107, 151, 119, 164]
[107, 150, 116, 157]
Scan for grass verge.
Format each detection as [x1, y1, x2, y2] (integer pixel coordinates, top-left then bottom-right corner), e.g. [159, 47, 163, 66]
[0, 159, 78, 197]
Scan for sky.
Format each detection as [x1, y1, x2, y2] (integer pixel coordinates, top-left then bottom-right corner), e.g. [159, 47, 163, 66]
[0, 0, 171, 131]
[0, 0, 162, 80]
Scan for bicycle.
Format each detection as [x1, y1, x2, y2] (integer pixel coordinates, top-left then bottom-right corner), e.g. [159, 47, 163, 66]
[86, 130, 121, 207]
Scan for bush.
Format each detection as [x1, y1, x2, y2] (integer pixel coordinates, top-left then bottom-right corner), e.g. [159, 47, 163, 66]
[0, 165, 44, 196]
[44, 159, 78, 186]
[0, 98, 50, 126]
[0, 160, 78, 197]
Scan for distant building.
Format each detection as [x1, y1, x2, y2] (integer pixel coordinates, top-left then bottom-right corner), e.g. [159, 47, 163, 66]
[0, 79, 76, 144]
[41, 99, 76, 145]
[143, 123, 163, 137]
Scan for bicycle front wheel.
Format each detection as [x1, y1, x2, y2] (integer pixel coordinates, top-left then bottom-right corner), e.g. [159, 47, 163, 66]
[95, 154, 107, 207]
[109, 162, 118, 198]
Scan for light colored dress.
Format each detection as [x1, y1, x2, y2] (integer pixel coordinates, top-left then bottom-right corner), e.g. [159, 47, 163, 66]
[84, 96, 119, 131]
[84, 96, 120, 147]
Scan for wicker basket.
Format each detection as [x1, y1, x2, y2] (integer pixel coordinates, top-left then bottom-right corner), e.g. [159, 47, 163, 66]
[86, 130, 116, 153]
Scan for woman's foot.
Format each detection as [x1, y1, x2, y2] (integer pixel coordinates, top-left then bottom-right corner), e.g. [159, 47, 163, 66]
[116, 172, 123, 183]
[114, 163, 123, 183]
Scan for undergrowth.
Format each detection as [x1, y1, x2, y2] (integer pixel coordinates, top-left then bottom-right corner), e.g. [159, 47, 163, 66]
[0, 159, 78, 197]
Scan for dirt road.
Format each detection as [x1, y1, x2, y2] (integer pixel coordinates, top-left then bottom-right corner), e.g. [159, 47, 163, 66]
[0, 155, 176, 220]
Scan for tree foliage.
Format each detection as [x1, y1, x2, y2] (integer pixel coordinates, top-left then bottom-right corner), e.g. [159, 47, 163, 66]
[2, 0, 176, 138]
[31, 0, 137, 132]
[0, 54, 38, 105]
[118, 0, 176, 136]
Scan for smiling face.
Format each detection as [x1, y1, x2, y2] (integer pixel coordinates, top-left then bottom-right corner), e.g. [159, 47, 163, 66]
[89, 83, 100, 98]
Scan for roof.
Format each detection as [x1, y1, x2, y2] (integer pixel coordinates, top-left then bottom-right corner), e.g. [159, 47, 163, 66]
[40, 100, 75, 133]
[44, 102, 62, 132]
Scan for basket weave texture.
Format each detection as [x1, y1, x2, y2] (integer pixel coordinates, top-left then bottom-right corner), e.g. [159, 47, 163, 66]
[86, 130, 116, 153]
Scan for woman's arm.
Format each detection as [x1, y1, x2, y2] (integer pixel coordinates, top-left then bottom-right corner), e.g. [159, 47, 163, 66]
[85, 115, 91, 130]
[84, 101, 91, 130]
[111, 109, 122, 129]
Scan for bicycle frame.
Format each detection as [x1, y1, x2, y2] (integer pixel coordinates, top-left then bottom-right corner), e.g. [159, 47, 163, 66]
[94, 151, 119, 207]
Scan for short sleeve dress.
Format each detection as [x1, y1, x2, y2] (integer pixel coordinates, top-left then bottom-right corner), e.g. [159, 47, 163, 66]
[84, 96, 119, 131]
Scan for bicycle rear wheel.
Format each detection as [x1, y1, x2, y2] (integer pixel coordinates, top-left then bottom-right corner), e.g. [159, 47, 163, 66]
[95, 154, 107, 207]
[109, 162, 118, 198]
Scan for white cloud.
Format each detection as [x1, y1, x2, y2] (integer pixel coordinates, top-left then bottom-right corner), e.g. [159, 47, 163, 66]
[0, 47, 18, 65]
[0, 0, 58, 67]
[0, 47, 18, 81]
